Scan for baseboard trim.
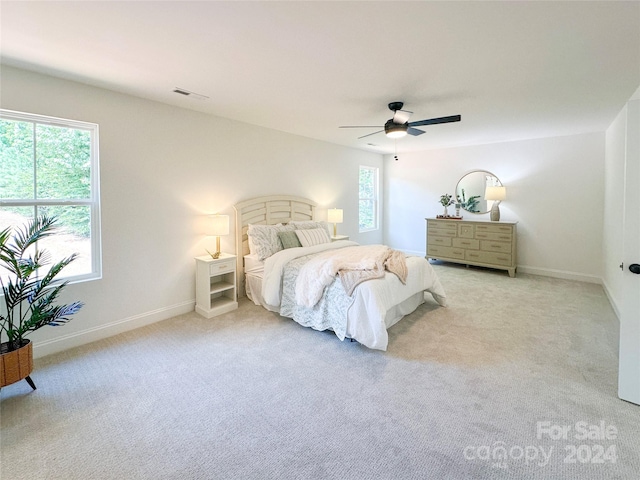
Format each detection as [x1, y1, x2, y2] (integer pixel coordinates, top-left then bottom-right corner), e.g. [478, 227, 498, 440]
[601, 279, 621, 320]
[33, 300, 196, 359]
[398, 252, 603, 285]
[516, 265, 602, 284]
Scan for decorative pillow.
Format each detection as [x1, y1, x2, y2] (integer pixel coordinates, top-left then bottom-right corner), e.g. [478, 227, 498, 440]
[295, 228, 330, 247]
[248, 224, 291, 260]
[289, 220, 330, 236]
[277, 230, 302, 249]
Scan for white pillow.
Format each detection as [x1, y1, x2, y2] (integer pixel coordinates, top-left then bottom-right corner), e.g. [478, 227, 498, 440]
[295, 228, 330, 247]
[247, 224, 293, 260]
[289, 220, 330, 236]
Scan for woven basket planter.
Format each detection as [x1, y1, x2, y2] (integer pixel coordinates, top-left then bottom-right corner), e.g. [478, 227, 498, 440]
[0, 340, 33, 388]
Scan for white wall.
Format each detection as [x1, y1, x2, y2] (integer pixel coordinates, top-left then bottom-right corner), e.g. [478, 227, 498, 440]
[383, 133, 605, 282]
[603, 85, 640, 316]
[0, 66, 383, 357]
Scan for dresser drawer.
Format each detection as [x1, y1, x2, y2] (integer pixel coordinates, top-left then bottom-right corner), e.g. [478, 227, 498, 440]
[210, 259, 235, 275]
[465, 250, 512, 266]
[475, 224, 514, 234]
[457, 224, 474, 239]
[427, 245, 465, 260]
[480, 240, 512, 254]
[453, 238, 479, 249]
[475, 231, 513, 242]
[427, 220, 457, 231]
[428, 228, 457, 237]
[428, 235, 452, 247]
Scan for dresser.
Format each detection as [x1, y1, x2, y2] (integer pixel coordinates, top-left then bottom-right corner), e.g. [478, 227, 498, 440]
[426, 218, 517, 277]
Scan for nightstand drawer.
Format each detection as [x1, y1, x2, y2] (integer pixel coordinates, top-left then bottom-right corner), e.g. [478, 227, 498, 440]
[210, 259, 235, 275]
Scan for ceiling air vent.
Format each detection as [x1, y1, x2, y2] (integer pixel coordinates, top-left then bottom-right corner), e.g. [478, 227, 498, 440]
[172, 88, 209, 100]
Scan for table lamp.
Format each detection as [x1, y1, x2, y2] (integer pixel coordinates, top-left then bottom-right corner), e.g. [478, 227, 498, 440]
[207, 214, 229, 259]
[327, 208, 343, 237]
[484, 186, 506, 222]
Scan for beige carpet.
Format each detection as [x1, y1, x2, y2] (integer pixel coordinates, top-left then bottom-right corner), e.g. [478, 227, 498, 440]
[1, 263, 639, 479]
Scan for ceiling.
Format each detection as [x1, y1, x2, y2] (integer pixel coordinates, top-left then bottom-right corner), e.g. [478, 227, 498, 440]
[2, 1, 640, 154]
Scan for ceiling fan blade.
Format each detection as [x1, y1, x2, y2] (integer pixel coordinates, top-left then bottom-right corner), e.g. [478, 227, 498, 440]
[357, 130, 384, 139]
[407, 127, 425, 136]
[339, 125, 383, 129]
[409, 115, 461, 127]
[392, 109, 413, 124]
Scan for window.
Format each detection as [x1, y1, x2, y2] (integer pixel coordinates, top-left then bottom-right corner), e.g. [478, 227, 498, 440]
[0, 109, 101, 283]
[359, 165, 379, 232]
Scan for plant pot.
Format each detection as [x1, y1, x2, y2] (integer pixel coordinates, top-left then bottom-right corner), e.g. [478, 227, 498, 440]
[0, 339, 36, 390]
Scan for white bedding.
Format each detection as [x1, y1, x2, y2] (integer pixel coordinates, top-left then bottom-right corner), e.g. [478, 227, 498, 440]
[254, 241, 447, 350]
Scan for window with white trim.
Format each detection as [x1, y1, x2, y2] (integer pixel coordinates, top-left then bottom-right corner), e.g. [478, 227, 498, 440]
[359, 165, 379, 232]
[0, 109, 101, 283]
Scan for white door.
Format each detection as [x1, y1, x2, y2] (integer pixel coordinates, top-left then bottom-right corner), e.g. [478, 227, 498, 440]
[618, 97, 640, 405]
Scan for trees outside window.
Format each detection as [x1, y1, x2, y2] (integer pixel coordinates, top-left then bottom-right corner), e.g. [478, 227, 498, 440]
[0, 110, 101, 284]
[359, 165, 379, 232]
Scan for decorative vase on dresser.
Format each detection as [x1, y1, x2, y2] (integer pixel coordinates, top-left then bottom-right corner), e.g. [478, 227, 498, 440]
[425, 218, 518, 277]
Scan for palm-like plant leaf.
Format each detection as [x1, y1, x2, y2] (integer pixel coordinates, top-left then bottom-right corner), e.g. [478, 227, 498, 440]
[0, 216, 83, 350]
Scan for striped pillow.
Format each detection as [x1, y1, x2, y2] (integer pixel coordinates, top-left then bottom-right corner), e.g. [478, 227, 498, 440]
[295, 228, 330, 247]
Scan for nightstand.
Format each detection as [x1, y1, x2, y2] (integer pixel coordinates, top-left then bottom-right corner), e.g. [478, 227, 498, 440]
[195, 253, 238, 318]
[330, 235, 349, 242]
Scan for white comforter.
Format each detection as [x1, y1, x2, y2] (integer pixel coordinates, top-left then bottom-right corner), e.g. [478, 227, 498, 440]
[261, 241, 447, 350]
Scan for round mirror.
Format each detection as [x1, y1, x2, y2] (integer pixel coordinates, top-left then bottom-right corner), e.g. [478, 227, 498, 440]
[455, 170, 502, 214]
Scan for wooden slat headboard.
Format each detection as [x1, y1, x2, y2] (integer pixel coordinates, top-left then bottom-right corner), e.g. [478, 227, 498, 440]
[233, 195, 317, 297]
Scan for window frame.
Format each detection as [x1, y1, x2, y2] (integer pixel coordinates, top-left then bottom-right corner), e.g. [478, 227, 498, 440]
[359, 165, 379, 233]
[0, 109, 102, 284]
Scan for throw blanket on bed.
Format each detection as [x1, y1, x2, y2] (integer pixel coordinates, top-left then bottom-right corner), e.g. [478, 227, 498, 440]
[295, 245, 408, 308]
[279, 254, 354, 341]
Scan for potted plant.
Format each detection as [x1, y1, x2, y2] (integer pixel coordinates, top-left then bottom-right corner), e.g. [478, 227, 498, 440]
[439, 194, 454, 217]
[0, 216, 84, 390]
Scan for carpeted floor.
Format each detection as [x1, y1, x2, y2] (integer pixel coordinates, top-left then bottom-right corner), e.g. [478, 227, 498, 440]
[1, 263, 639, 479]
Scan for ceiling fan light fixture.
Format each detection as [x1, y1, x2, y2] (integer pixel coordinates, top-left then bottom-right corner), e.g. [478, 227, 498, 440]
[384, 120, 407, 138]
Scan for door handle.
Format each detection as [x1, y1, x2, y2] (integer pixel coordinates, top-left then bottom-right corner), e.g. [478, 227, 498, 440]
[630, 264, 640, 275]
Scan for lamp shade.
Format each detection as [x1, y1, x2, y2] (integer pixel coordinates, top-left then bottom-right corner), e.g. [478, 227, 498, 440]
[209, 214, 230, 236]
[384, 120, 408, 139]
[485, 186, 506, 201]
[327, 208, 343, 224]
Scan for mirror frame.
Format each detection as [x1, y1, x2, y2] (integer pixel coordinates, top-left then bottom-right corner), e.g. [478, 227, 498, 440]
[455, 170, 502, 214]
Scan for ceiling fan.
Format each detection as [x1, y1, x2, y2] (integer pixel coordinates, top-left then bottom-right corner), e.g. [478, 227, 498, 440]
[340, 102, 461, 139]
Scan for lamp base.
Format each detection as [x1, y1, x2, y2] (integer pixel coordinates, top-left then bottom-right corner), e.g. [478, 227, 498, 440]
[490, 203, 501, 222]
[207, 236, 222, 259]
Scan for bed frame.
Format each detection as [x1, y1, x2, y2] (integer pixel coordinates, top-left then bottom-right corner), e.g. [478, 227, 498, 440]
[233, 195, 317, 298]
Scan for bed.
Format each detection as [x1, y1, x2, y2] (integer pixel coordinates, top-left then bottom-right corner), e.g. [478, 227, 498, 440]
[234, 195, 447, 350]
